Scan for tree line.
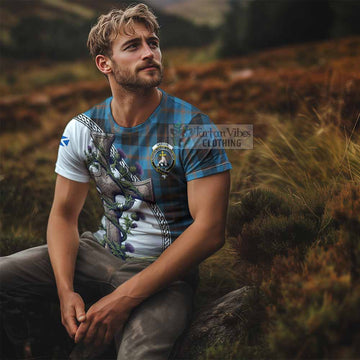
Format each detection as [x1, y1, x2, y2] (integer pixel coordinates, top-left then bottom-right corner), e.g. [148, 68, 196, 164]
[219, 0, 360, 57]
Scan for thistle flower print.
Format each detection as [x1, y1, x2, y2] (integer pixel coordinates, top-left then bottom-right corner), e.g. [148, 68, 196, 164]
[135, 162, 143, 176]
[117, 148, 126, 160]
[125, 242, 135, 253]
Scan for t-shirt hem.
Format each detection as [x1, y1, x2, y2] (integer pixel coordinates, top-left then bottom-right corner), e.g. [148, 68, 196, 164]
[125, 254, 158, 262]
[55, 168, 90, 183]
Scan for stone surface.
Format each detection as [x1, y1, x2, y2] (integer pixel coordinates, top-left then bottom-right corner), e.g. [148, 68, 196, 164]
[173, 286, 264, 359]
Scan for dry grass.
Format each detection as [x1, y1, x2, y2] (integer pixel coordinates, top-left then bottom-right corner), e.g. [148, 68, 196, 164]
[1, 36, 360, 358]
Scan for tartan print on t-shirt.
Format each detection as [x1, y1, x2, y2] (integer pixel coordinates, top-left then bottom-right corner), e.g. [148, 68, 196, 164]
[55, 88, 232, 259]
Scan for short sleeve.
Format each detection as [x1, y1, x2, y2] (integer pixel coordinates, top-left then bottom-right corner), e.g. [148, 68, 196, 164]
[55, 119, 91, 183]
[180, 114, 232, 181]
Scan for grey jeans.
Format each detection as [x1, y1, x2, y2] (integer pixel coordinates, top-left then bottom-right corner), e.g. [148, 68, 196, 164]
[0, 232, 197, 359]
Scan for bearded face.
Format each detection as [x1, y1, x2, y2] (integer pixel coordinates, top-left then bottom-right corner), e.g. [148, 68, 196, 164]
[107, 22, 163, 91]
[111, 59, 163, 90]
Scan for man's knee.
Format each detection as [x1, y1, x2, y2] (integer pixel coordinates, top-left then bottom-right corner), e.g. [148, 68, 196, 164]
[116, 281, 194, 360]
[0, 245, 54, 294]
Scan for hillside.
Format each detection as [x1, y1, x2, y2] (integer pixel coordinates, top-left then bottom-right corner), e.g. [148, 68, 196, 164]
[0, 0, 215, 58]
[1, 36, 359, 358]
[2, 36, 358, 130]
[0, 0, 125, 30]
[1, 33, 359, 254]
[148, 0, 229, 26]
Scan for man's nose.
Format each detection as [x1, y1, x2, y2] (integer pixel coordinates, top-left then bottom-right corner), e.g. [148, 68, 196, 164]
[141, 42, 154, 60]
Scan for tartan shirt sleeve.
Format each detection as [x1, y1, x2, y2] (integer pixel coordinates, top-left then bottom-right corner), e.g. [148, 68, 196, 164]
[181, 113, 232, 182]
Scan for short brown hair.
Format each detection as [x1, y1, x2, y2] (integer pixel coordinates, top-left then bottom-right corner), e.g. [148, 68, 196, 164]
[87, 3, 159, 58]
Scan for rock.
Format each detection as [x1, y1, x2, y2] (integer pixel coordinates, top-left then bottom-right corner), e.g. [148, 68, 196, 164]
[173, 286, 264, 359]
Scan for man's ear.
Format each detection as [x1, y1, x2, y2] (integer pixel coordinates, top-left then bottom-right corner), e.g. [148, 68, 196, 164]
[95, 55, 112, 75]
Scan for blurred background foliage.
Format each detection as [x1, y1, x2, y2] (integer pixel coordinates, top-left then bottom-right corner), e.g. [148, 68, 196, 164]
[1, 0, 359, 60]
[0, 0, 216, 60]
[1, 0, 360, 359]
[219, 0, 360, 57]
